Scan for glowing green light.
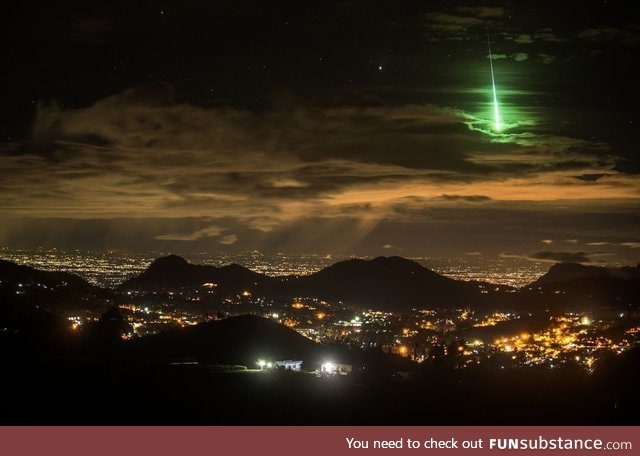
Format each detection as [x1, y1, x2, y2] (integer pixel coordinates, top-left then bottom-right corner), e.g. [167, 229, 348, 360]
[490, 79, 501, 131]
[487, 35, 501, 131]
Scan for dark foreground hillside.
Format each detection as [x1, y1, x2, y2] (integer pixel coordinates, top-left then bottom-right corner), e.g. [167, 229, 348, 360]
[1, 258, 639, 425]
[1, 348, 638, 425]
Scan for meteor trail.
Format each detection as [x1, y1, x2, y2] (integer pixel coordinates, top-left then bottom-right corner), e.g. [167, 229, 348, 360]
[487, 33, 501, 131]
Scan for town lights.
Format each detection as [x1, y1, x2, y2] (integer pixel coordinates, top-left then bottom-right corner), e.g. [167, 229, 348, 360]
[257, 359, 266, 369]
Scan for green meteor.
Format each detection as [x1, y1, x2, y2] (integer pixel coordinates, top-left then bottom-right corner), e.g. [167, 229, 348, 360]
[487, 34, 501, 131]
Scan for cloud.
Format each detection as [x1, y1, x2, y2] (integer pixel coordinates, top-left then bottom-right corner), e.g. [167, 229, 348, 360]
[453, 6, 505, 18]
[2, 199, 639, 258]
[512, 34, 534, 44]
[438, 194, 492, 203]
[488, 52, 528, 62]
[423, 6, 504, 40]
[154, 225, 224, 241]
[588, 241, 640, 249]
[219, 234, 238, 245]
[424, 12, 482, 27]
[502, 250, 595, 264]
[576, 27, 640, 46]
[512, 52, 529, 62]
[1, 84, 638, 253]
[541, 239, 553, 245]
[538, 53, 556, 64]
[533, 28, 565, 43]
[573, 173, 610, 182]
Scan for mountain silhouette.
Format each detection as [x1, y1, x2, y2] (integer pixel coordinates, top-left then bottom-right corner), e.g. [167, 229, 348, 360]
[526, 262, 640, 309]
[529, 262, 640, 287]
[119, 254, 278, 294]
[0, 258, 112, 315]
[126, 313, 322, 364]
[0, 258, 98, 293]
[290, 256, 481, 311]
[120, 255, 499, 311]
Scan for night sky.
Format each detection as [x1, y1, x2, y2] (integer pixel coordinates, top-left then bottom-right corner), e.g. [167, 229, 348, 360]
[2, 1, 639, 264]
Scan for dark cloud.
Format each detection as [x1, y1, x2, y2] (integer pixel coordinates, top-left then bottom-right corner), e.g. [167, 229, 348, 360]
[423, 6, 505, 40]
[532, 28, 566, 43]
[576, 27, 640, 46]
[502, 250, 595, 264]
[453, 6, 505, 18]
[573, 173, 610, 182]
[438, 194, 492, 202]
[537, 53, 556, 64]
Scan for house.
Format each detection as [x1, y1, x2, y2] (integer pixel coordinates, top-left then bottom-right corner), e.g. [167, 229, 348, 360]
[275, 360, 303, 371]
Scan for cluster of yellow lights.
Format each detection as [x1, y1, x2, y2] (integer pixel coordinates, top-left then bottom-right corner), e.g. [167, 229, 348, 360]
[473, 312, 515, 328]
[484, 316, 632, 369]
[283, 318, 299, 328]
[119, 303, 143, 311]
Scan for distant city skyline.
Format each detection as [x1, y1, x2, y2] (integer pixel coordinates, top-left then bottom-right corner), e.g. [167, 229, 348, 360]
[0, 247, 550, 289]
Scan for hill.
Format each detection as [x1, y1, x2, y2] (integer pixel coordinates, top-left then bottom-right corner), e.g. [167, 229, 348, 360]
[0, 258, 112, 314]
[530, 262, 640, 287]
[290, 256, 485, 311]
[120, 255, 506, 311]
[0, 258, 99, 293]
[126, 314, 323, 365]
[119, 254, 279, 294]
[525, 263, 640, 309]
